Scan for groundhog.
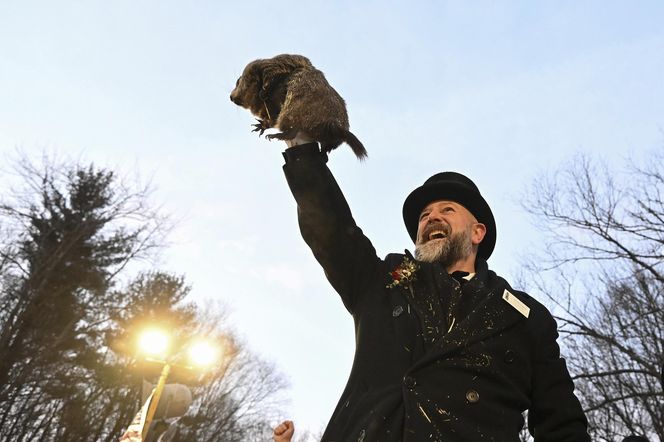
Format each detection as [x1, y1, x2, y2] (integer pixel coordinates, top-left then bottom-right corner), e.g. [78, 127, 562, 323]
[230, 54, 368, 160]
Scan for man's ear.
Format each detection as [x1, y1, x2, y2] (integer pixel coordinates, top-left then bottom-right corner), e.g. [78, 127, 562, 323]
[472, 223, 486, 245]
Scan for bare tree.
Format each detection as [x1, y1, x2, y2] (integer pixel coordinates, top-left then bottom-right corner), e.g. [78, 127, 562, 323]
[520, 153, 664, 441]
[169, 345, 289, 442]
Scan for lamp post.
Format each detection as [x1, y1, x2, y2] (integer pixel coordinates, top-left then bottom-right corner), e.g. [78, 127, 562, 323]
[141, 363, 171, 440]
[134, 328, 221, 442]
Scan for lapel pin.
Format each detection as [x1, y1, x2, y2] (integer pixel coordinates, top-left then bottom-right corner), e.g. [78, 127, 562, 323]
[502, 289, 530, 318]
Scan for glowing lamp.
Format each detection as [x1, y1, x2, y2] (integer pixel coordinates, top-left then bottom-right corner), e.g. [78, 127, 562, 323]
[187, 340, 219, 368]
[138, 328, 171, 358]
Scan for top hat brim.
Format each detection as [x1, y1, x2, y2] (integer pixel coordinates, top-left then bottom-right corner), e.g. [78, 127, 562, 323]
[403, 180, 496, 260]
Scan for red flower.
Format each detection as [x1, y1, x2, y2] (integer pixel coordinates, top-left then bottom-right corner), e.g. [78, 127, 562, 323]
[387, 257, 419, 288]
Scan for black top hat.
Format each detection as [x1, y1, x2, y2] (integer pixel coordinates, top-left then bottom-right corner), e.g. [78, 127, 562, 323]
[402, 172, 496, 260]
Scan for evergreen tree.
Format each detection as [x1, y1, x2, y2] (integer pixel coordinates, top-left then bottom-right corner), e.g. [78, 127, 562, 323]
[0, 155, 288, 441]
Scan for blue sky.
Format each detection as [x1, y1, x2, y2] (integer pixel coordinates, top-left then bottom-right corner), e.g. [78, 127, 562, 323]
[2, 1, 664, 436]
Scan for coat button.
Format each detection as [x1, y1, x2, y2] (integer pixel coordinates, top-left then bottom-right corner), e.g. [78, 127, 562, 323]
[404, 376, 417, 389]
[392, 305, 404, 317]
[504, 350, 516, 364]
[466, 389, 480, 403]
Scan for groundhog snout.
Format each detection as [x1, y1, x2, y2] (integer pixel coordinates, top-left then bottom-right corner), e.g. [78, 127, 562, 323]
[230, 94, 242, 105]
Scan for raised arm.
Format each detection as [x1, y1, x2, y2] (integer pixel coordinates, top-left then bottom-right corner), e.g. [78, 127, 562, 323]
[282, 143, 381, 313]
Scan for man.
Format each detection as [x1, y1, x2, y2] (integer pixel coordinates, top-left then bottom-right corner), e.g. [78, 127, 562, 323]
[281, 140, 590, 441]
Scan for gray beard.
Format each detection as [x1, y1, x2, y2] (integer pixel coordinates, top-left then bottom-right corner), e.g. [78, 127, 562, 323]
[414, 229, 473, 267]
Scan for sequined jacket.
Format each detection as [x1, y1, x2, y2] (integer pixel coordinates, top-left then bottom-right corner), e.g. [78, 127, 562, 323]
[282, 143, 590, 442]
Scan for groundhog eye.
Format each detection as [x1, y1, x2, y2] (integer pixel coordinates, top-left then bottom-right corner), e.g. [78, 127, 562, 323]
[235, 77, 240, 86]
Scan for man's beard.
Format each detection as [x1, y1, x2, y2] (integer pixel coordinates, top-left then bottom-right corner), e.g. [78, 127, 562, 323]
[415, 226, 473, 267]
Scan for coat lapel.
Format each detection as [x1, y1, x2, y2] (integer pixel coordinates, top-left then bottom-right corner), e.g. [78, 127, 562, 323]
[409, 285, 527, 372]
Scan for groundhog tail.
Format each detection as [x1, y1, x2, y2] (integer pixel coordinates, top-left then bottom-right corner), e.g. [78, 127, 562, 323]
[343, 130, 368, 160]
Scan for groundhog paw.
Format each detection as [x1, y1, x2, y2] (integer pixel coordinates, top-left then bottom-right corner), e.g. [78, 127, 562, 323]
[252, 118, 271, 136]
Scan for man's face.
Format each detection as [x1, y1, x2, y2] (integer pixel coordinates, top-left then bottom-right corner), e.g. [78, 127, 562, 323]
[414, 200, 485, 266]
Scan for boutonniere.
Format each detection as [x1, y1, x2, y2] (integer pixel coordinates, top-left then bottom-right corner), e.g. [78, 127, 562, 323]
[386, 256, 419, 289]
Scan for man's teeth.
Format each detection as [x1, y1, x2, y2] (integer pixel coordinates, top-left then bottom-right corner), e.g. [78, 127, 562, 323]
[429, 231, 447, 240]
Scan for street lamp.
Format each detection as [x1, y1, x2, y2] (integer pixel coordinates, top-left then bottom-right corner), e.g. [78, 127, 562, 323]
[137, 328, 170, 359]
[134, 327, 222, 441]
[187, 340, 220, 368]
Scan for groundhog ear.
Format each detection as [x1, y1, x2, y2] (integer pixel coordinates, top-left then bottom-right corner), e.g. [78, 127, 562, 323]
[260, 65, 288, 93]
[244, 60, 265, 87]
[260, 71, 272, 92]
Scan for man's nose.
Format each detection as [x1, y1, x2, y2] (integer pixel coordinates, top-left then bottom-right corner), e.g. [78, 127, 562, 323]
[426, 211, 444, 223]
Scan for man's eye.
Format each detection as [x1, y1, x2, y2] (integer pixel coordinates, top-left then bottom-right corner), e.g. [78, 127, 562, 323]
[420, 213, 429, 220]
[443, 207, 454, 213]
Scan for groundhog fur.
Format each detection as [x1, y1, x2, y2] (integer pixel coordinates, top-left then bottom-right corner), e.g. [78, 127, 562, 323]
[230, 54, 367, 160]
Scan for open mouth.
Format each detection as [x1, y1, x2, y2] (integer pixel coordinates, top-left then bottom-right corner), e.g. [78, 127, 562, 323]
[428, 230, 447, 241]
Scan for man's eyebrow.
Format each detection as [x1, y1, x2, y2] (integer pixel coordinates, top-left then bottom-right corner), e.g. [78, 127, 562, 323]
[441, 202, 460, 209]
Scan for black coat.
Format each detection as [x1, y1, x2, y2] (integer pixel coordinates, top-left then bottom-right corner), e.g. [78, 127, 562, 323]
[283, 143, 590, 442]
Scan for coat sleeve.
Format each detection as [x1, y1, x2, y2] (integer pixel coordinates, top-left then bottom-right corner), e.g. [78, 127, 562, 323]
[282, 143, 381, 313]
[528, 310, 591, 441]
